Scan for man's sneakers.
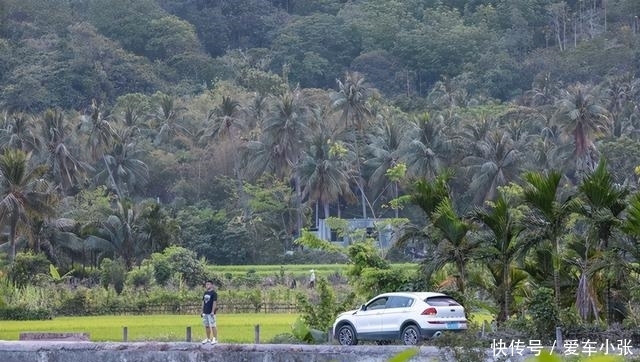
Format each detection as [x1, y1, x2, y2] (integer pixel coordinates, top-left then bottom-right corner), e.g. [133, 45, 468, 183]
[201, 338, 218, 345]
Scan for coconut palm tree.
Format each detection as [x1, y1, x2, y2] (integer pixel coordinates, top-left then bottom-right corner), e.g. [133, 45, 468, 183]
[149, 94, 191, 147]
[601, 73, 640, 139]
[553, 83, 610, 177]
[262, 90, 309, 235]
[202, 95, 244, 143]
[0, 112, 41, 153]
[299, 128, 355, 223]
[79, 99, 116, 162]
[85, 198, 143, 269]
[401, 113, 454, 180]
[463, 129, 522, 206]
[40, 109, 93, 195]
[365, 111, 409, 211]
[97, 127, 149, 197]
[332, 71, 372, 219]
[0, 149, 55, 263]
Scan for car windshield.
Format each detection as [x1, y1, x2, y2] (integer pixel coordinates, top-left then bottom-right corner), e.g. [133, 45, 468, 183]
[425, 296, 460, 306]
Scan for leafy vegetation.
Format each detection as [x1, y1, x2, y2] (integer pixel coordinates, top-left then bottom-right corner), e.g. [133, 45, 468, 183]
[1, 0, 640, 351]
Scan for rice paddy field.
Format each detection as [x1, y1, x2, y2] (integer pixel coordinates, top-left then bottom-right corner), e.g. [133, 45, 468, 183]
[0, 312, 494, 343]
[0, 313, 300, 343]
[210, 263, 418, 278]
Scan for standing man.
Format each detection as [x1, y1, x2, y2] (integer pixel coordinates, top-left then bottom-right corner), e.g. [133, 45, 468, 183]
[309, 269, 316, 288]
[201, 280, 218, 344]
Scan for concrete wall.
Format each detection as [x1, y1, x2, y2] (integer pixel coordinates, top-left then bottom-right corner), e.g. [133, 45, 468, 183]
[0, 341, 535, 362]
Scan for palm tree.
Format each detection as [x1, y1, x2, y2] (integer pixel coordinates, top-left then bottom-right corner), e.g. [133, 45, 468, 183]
[0, 149, 55, 263]
[149, 94, 191, 147]
[463, 129, 522, 205]
[473, 193, 526, 324]
[601, 73, 640, 138]
[202, 95, 244, 142]
[299, 129, 355, 224]
[424, 197, 479, 294]
[85, 198, 142, 269]
[400, 174, 479, 294]
[576, 159, 628, 323]
[80, 99, 116, 161]
[332, 71, 372, 219]
[401, 113, 453, 180]
[97, 127, 149, 197]
[262, 90, 308, 236]
[522, 170, 580, 312]
[41, 109, 93, 195]
[553, 83, 610, 177]
[0, 112, 41, 153]
[365, 111, 408, 211]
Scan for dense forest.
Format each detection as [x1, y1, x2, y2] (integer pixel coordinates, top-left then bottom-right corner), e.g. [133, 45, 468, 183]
[2, 0, 640, 327]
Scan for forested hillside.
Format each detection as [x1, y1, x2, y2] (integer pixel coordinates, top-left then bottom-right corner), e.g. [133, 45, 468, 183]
[0, 0, 640, 288]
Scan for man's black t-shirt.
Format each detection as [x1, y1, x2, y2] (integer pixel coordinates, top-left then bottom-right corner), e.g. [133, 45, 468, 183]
[202, 290, 217, 314]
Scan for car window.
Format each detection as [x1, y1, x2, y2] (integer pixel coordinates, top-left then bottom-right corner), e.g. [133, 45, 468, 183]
[386, 296, 413, 309]
[425, 296, 461, 306]
[365, 297, 388, 310]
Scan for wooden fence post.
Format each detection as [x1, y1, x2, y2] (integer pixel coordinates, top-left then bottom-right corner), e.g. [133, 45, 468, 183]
[186, 326, 192, 342]
[123, 326, 128, 342]
[254, 324, 260, 344]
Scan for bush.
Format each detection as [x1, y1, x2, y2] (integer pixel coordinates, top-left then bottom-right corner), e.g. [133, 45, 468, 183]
[126, 265, 154, 289]
[0, 306, 51, 320]
[296, 278, 354, 333]
[432, 329, 487, 362]
[528, 287, 558, 343]
[268, 332, 303, 344]
[100, 258, 126, 295]
[7, 252, 50, 288]
[150, 254, 171, 286]
[56, 288, 90, 316]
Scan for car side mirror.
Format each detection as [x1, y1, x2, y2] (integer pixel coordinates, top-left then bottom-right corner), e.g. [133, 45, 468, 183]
[360, 304, 365, 311]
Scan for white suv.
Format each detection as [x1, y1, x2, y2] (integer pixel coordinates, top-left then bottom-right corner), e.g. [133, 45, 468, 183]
[332, 292, 467, 345]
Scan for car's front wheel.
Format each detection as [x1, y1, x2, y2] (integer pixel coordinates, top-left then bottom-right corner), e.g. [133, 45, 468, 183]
[401, 324, 420, 345]
[337, 324, 358, 345]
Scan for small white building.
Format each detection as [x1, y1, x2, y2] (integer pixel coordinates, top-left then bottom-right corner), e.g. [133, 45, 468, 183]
[312, 218, 394, 249]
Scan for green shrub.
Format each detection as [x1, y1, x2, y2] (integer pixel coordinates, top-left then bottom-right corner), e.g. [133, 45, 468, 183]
[268, 332, 303, 344]
[529, 287, 559, 343]
[126, 265, 154, 289]
[56, 288, 90, 316]
[150, 254, 171, 285]
[7, 252, 50, 288]
[100, 258, 126, 295]
[0, 306, 51, 320]
[296, 278, 354, 333]
[432, 329, 486, 362]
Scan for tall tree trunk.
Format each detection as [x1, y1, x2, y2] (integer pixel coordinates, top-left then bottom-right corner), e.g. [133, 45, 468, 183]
[553, 237, 561, 314]
[294, 172, 302, 238]
[323, 202, 330, 221]
[9, 214, 19, 263]
[503, 258, 510, 324]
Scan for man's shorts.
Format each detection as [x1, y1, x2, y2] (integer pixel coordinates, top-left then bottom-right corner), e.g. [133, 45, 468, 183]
[202, 313, 216, 327]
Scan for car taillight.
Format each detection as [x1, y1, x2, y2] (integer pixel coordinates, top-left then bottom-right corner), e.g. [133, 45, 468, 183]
[421, 307, 437, 316]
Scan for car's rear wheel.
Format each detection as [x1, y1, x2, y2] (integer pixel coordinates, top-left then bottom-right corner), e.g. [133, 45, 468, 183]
[337, 324, 358, 345]
[401, 324, 420, 345]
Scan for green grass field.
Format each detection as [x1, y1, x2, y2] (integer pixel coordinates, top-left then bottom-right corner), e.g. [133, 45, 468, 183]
[0, 313, 300, 343]
[0, 311, 494, 343]
[211, 263, 418, 278]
